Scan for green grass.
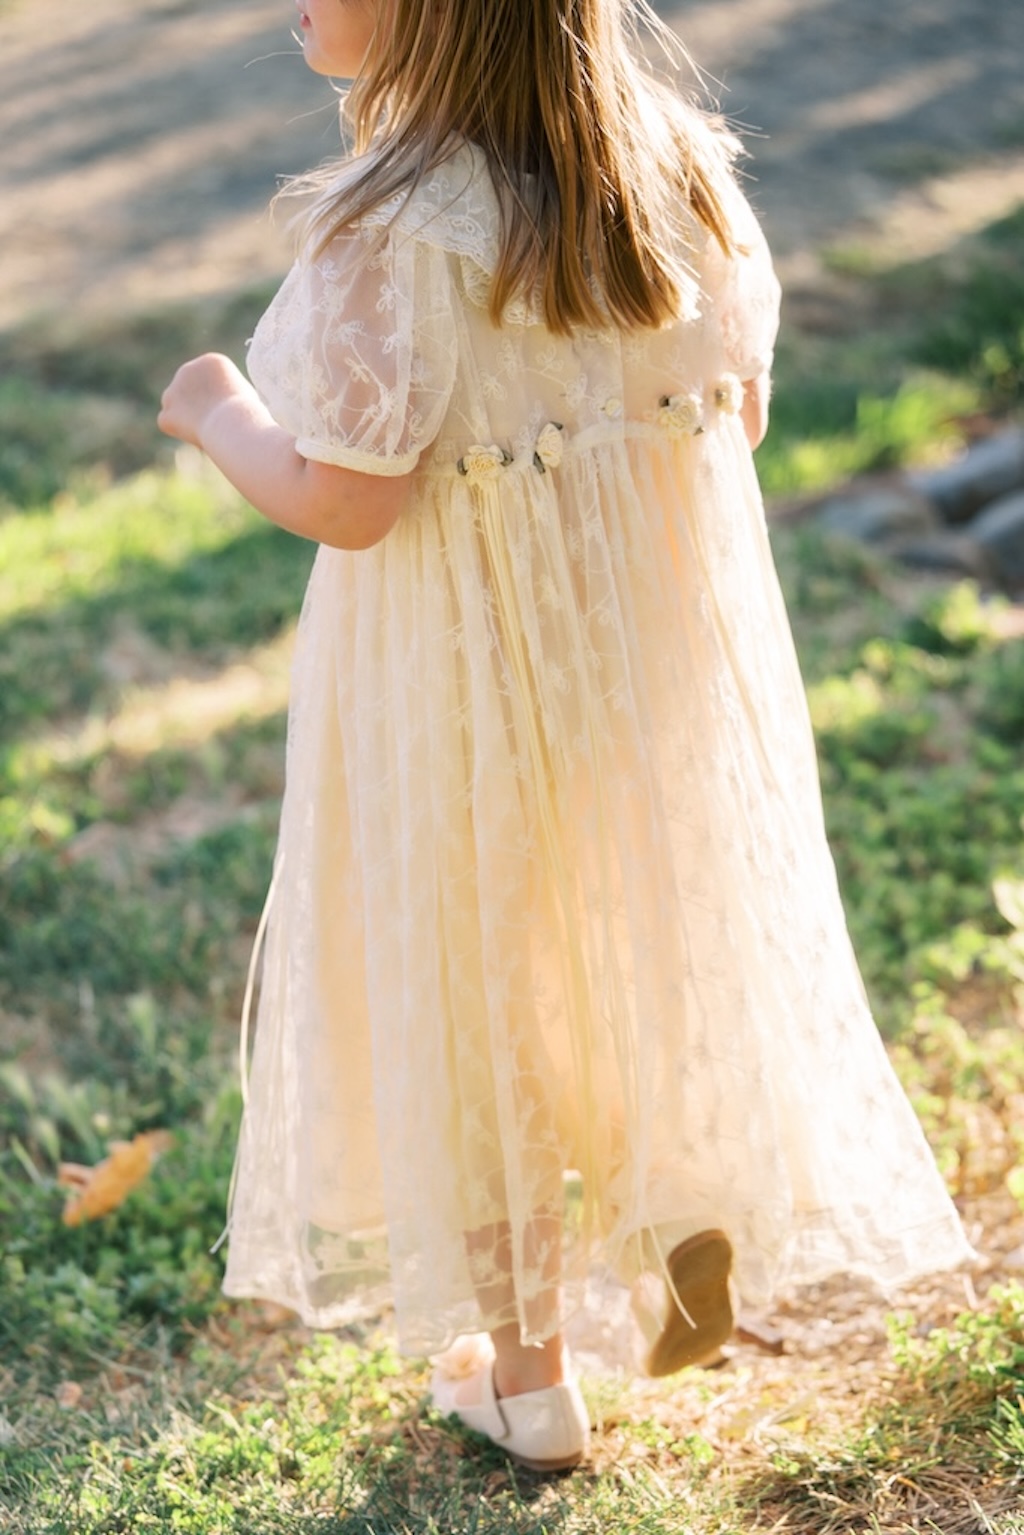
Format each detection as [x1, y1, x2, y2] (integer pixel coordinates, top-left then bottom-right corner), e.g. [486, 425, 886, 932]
[0, 1337, 667, 1534]
[2, 1301, 1022, 1532]
[757, 203, 1024, 499]
[0, 287, 273, 509]
[1, 203, 1024, 1531]
[757, 369, 979, 497]
[791, 573, 1024, 1014]
[0, 470, 309, 733]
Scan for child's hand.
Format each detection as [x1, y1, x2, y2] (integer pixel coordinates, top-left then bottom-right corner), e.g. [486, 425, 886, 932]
[158, 353, 255, 449]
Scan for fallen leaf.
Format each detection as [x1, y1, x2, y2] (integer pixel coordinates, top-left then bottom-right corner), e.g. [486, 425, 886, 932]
[58, 1130, 173, 1225]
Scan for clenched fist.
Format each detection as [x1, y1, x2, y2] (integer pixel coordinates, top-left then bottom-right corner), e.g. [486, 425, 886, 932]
[158, 352, 256, 448]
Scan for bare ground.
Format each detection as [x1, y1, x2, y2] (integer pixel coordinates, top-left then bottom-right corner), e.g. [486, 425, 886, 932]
[2, 0, 1024, 329]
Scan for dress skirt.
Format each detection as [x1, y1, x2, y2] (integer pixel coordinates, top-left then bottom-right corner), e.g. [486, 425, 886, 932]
[222, 425, 972, 1354]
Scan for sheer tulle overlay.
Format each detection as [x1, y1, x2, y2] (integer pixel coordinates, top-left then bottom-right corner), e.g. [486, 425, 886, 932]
[223, 144, 971, 1355]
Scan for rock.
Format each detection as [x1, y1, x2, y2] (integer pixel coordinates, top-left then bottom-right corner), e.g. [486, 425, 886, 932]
[908, 429, 1024, 525]
[892, 494, 1024, 590]
[967, 490, 1024, 590]
[799, 437, 1024, 591]
[887, 530, 989, 578]
[818, 483, 939, 544]
[736, 1310, 787, 1355]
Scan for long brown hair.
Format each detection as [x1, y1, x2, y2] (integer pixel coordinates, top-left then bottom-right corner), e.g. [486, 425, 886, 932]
[298, 0, 740, 334]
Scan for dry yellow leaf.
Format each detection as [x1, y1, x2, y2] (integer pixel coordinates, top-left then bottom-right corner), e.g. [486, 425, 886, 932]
[58, 1130, 173, 1225]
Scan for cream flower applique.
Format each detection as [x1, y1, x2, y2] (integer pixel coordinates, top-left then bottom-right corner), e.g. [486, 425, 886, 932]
[533, 421, 565, 473]
[430, 1331, 495, 1382]
[457, 444, 513, 484]
[657, 392, 704, 437]
[713, 373, 745, 414]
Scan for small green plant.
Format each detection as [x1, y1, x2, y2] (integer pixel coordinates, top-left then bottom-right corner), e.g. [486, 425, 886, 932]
[903, 579, 1007, 656]
[737, 1290, 1024, 1532]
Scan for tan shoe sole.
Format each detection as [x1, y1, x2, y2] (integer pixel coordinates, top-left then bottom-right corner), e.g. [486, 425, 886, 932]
[645, 1229, 734, 1377]
[505, 1446, 586, 1473]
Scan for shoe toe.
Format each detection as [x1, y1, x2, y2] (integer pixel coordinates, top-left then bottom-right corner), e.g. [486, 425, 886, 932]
[499, 1379, 590, 1471]
[429, 1346, 589, 1471]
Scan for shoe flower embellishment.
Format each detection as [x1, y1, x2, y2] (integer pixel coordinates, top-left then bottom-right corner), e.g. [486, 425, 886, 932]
[457, 444, 513, 484]
[712, 373, 744, 414]
[430, 1332, 496, 1382]
[533, 421, 565, 473]
[657, 391, 704, 437]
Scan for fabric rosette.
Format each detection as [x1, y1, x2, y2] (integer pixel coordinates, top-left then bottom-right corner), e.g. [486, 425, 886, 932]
[457, 443, 513, 484]
[712, 373, 745, 414]
[533, 421, 565, 473]
[657, 391, 704, 438]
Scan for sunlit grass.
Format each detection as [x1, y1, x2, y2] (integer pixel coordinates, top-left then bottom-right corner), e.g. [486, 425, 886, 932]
[3, 1297, 1022, 1533]
[0, 465, 249, 622]
[757, 372, 979, 498]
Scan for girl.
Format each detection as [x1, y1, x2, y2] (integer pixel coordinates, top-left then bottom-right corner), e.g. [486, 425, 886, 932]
[159, 0, 972, 1473]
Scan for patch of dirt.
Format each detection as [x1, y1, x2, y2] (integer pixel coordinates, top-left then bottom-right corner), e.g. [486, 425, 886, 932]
[1, 0, 1023, 331]
[674, 0, 1024, 267]
[0, 0, 325, 328]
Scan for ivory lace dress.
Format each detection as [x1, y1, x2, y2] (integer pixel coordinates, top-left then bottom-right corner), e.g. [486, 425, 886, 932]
[223, 143, 971, 1355]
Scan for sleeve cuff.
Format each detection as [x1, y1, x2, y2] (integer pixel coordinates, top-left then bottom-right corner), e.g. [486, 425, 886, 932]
[295, 438, 421, 477]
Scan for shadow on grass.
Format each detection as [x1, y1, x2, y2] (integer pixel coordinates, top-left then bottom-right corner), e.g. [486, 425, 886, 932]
[0, 283, 276, 509]
[0, 810, 280, 1025]
[0, 518, 311, 731]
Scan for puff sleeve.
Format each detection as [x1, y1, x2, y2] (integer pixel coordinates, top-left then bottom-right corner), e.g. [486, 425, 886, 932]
[701, 177, 782, 382]
[247, 225, 459, 477]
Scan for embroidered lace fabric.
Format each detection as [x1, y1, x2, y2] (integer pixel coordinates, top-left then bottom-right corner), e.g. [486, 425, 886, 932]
[223, 142, 971, 1354]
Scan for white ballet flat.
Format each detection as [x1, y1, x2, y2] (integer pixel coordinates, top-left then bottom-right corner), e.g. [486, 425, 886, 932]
[429, 1335, 590, 1472]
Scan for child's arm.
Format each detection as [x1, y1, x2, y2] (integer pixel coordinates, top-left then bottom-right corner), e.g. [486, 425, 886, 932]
[159, 353, 413, 551]
[742, 374, 770, 452]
